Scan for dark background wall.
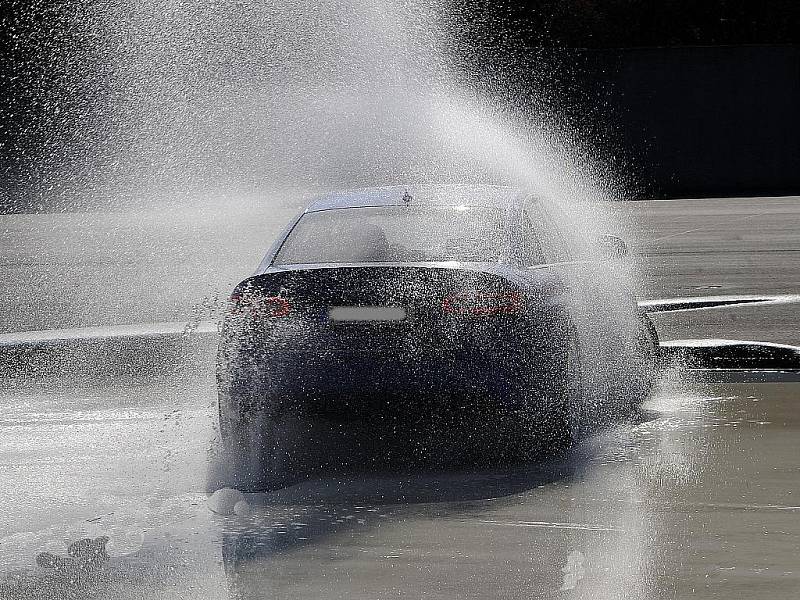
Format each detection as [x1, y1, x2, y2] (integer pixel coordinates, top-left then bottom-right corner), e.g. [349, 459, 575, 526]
[545, 45, 800, 198]
[453, 0, 800, 199]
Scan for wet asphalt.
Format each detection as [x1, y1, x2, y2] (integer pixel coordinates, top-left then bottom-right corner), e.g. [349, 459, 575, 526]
[1, 373, 798, 599]
[1, 196, 798, 599]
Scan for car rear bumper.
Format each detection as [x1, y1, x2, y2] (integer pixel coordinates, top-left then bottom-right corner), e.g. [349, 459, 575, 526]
[222, 336, 567, 421]
[217, 306, 574, 419]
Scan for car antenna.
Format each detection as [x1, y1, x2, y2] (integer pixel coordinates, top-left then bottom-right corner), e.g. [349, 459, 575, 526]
[401, 189, 413, 206]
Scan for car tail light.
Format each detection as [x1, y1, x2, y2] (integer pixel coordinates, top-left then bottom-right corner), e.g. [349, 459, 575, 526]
[442, 291, 523, 316]
[229, 292, 291, 318]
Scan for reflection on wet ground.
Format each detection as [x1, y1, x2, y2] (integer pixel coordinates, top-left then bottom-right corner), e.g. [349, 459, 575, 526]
[1, 373, 799, 599]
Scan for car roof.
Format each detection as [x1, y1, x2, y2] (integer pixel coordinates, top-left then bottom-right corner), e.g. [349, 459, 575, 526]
[305, 184, 526, 212]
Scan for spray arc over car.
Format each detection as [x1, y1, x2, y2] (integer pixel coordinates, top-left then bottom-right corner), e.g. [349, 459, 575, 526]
[217, 185, 659, 490]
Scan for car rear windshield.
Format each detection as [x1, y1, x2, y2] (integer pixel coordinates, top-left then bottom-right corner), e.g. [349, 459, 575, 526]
[274, 206, 506, 265]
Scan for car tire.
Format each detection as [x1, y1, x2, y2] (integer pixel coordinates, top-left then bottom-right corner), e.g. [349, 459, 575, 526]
[512, 321, 582, 459]
[629, 312, 660, 406]
[217, 354, 299, 492]
[219, 404, 304, 492]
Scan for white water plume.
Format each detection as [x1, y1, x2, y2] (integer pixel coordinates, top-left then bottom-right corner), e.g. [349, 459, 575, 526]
[79, 0, 624, 215]
[83, 0, 645, 426]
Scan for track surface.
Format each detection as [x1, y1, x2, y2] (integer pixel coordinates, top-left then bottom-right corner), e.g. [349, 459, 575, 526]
[1, 196, 799, 599]
[619, 196, 800, 346]
[1, 195, 798, 344]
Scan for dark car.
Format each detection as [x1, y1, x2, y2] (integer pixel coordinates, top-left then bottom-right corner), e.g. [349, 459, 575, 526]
[217, 185, 659, 489]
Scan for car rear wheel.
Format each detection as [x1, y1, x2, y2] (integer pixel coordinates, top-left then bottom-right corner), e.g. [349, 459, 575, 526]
[217, 355, 300, 491]
[510, 324, 582, 460]
[219, 406, 305, 491]
[629, 312, 661, 405]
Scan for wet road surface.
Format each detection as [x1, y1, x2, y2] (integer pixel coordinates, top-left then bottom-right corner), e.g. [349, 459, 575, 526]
[1, 371, 798, 599]
[2, 195, 798, 345]
[1, 196, 798, 598]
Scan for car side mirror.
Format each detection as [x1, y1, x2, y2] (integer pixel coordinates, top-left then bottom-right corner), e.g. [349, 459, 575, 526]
[597, 234, 628, 260]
